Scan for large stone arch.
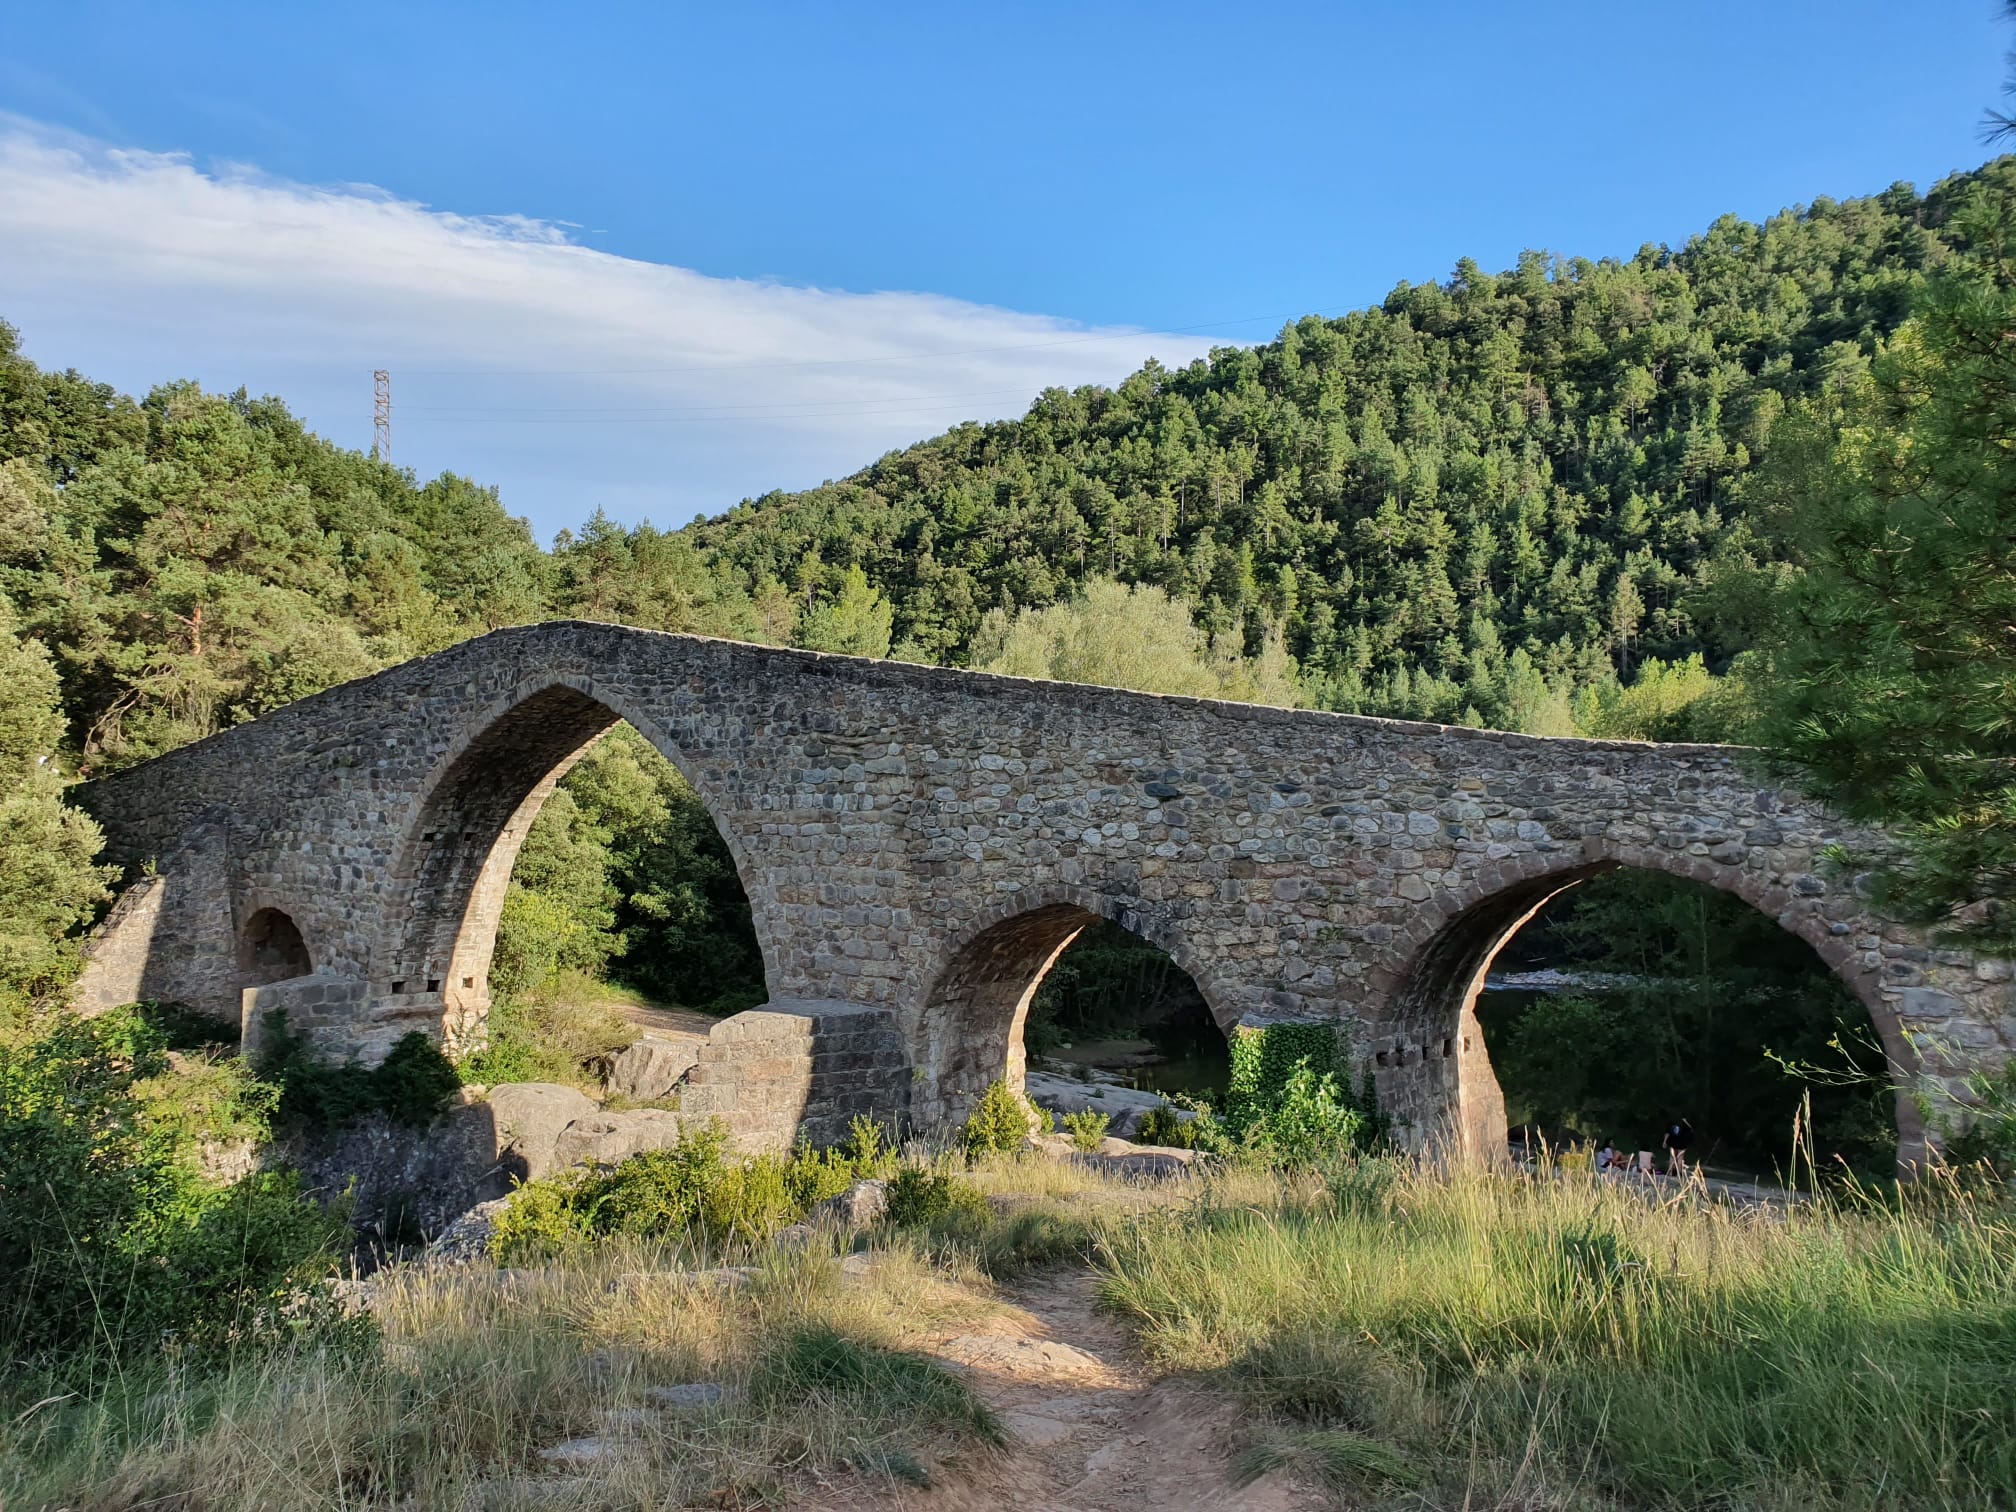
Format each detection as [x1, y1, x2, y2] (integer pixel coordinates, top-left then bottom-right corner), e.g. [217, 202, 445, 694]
[372, 671, 776, 1056]
[1374, 839, 1928, 1169]
[909, 880, 1236, 1124]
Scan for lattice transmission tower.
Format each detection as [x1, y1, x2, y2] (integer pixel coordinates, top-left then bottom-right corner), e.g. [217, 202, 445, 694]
[372, 369, 391, 462]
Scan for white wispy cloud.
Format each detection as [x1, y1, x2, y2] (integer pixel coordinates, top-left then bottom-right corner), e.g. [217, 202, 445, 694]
[0, 118, 1219, 539]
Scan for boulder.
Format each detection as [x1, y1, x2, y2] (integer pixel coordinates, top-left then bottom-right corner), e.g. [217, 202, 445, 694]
[424, 1197, 509, 1266]
[551, 1107, 692, 1169]
[487, 1082, 599, 1181]
[603, 1034, 701, 1103]
[1026, 1131, 1202, 1181]
[810, 1178, 889, 1230]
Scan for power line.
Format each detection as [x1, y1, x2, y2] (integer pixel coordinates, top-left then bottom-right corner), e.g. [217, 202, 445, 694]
[399, 386, 1033, 419]
[389, 307, 1333, 379]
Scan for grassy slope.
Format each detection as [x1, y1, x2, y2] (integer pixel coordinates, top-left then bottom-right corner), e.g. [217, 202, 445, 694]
[6, 1154, 2011, 1510]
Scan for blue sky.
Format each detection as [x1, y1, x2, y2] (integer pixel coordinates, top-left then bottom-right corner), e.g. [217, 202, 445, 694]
[0, 2, 2004, 541]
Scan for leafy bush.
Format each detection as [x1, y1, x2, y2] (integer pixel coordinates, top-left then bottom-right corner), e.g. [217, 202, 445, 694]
[1136, 1102, 1203, 1150]
[0, 1006, 349, 1367]
[485, 1166, 595, 1258]
[700, 1153, 796, 1242]
[1222, 1024, 1384, 1165]
[488, 1119, 895, 1261]
[1063, 1107, 1110, 1151]
[1243, 1063, 1367, 1168]
[961, 1078, 1044, 1159]
[883, 1164, 989, 1227]
[255, 1013, 460, 1132]
[839, 1113, 887, 1167]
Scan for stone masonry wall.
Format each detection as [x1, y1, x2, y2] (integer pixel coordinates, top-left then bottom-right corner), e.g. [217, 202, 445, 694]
[73, 622, 2016, 1167]
[675, 1000, 912, 1151]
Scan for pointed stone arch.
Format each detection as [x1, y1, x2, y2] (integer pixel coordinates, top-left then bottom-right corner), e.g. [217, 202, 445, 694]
[1378, 841, 1927, 1169]
[912, 882, 1234, 1125]
[372, 672, 774, 1055]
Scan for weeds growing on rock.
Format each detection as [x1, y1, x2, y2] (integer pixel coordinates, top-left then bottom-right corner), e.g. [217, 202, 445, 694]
[1062, 1107, 1110, 1151]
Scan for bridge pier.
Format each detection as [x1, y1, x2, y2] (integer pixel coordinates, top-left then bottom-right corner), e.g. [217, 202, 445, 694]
[673, 1000, 912, 1149]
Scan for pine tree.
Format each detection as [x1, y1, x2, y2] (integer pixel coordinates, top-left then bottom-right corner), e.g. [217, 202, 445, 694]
[0, 609, 113, 1024]
[1757, 185, 2016, 952]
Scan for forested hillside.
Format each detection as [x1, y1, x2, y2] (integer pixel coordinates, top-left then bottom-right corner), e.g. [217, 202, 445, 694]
[690, 161, 2006, 730]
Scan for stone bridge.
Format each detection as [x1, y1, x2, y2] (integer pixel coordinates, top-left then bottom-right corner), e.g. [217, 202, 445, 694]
[72, 622, 2014, 1167]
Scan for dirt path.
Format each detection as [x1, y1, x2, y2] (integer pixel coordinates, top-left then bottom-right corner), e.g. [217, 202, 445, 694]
[815, 1267, 1321, 1512]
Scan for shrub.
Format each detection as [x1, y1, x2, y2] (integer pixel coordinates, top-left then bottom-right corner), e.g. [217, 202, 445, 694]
[0, 1006, 348, 1367]
[584, 1122, 733, 1233]
[783, 1141, 860, 1210]
[1136, 1102, 1199, 1150]
[777, 1117, 896, 1212]
[838, 1113, 888, 1168]
[489, 1119, 900, 1261]
[700, 1153, 796, 1242]
[962, 1078, 1043, 1159]
[1063, 1107, 1110, 1152]
[883, 1163, 988, 1227]
[256, 1014, 460, 1132]
[486, 1167, 595, 1259]
[1221, 1024, 1384, 1165]
[1243, 1063, 1366, 1169]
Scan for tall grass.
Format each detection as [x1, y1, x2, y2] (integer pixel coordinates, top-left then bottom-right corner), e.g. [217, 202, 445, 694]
[0, 1240, 1000, 1510]
[1099, 1162, 2016, 1509]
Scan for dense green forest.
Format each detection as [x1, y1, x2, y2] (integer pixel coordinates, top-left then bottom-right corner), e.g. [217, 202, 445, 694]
[690, 163, 2006, 733]
[3, 161, 2012, 1166]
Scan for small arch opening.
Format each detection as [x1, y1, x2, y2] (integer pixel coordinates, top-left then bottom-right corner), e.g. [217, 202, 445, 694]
[1027, 920, 1230, 1101]
[239, 907, 312, 985]
[921, 902, 1225, 1128]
